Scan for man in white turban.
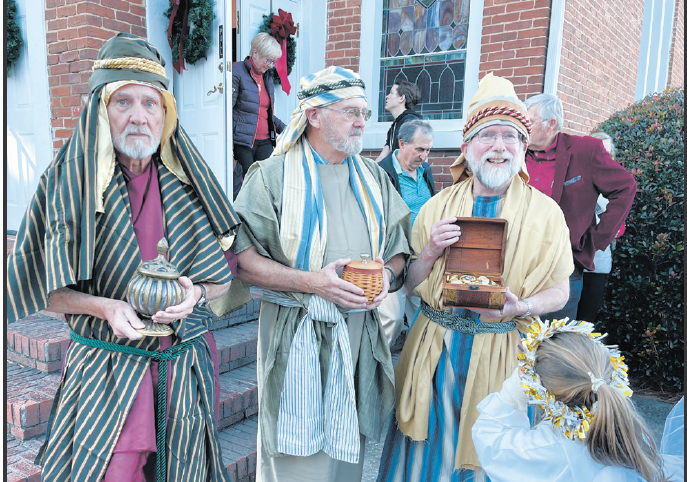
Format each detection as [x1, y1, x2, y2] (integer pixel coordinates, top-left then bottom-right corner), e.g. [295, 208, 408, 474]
[229, 66, 412, 482]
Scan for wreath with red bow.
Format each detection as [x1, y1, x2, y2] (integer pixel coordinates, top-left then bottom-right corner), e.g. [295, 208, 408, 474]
[258, 9, 297, 91]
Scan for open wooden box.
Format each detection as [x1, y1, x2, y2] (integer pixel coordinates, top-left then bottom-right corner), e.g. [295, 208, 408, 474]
[442, 218, 508, 310]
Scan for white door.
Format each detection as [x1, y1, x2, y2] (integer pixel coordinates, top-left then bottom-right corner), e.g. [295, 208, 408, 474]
[238, 0, 302, 127]
[6, 0, 52, 231]
[173, 0, 232, 197]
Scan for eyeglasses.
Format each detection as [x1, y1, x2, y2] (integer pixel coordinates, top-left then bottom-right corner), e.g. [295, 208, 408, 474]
[475, 131, 522, 145]
[264, 58, 277, 65]
[530, 119, 550, 126]
[321, 106, 372, 121]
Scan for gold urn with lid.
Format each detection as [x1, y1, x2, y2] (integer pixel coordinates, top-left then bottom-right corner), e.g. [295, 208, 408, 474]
[341, 253, 384, 304]
[125, 238, 183, 337]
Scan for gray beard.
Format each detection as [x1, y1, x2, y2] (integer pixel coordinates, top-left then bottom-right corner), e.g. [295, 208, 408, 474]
[112, 124, 163, 159]
[466, 143, 523, 190]
[322, 113, 364, 157]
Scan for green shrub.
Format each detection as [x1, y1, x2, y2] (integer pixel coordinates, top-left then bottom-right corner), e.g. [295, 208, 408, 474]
[595, 86, 684, 393]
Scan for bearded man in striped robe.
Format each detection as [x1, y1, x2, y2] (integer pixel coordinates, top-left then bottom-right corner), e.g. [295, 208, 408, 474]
[229, 66, 412, 482]
[6, 33, 247, 481]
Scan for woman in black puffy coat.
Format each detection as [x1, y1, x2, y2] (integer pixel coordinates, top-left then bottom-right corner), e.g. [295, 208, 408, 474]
[232, 32, 286, 180]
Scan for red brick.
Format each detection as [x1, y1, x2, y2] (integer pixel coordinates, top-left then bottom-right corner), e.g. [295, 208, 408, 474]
[491, 12, 520, 24]
[69, 60, 93, 73]
[116, 10, 145, 26]
[54, 129, 75, 139]
[100, 0, 130, 11]
[53, 139, 65, 149]
[131, 25, 146, 37]
[56, 4, 76, 17]
[506, 1, 535, 12]
[130, 4, 145, 16]
[45, 8, 57, 20]
[47, 18, 68, 31]
[23, 401, 40, 427]
[45, 0, 64, 7]
[8, 460, 41, 479]
[516, 46, 546, 58]
[80, 26, 117, 40]
[48, 41, 70, 54]
[102, 18, 132, 33]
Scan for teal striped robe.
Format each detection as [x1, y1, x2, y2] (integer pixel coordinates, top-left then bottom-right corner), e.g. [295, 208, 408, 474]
[7, 86, 240, 481]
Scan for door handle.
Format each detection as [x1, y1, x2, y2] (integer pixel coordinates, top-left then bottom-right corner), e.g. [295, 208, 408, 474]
[207, 82, 224, 96]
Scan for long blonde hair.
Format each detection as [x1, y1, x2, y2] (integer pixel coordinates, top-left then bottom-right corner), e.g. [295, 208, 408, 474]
[536, 332, 667, 482]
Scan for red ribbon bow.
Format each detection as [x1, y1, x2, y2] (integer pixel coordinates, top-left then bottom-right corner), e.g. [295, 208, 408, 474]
[270, 9, 296, 94]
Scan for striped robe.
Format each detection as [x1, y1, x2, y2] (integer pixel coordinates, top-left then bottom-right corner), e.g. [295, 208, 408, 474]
[8, 160, 236, 481]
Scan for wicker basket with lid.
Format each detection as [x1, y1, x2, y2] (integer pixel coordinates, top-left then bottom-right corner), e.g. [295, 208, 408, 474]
[341, 254, 383, 304]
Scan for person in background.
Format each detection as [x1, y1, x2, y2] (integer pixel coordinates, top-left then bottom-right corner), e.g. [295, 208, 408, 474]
[524, 93, 636, 322]
[375, 80, 422, 162]
[473, 319, 674, 482]
[377, 119, 436, 348]
[577, 131, 625, 322]
[232, 32, 287, 190]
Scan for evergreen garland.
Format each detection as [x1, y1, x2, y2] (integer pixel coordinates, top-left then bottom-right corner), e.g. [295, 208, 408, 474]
[164, 0, 215, 66]
[7, 0, 24, 74]
[258, 13, 296, 86]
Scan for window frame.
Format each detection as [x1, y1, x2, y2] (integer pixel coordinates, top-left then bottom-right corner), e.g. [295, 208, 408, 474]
[359, 0, 485, 150]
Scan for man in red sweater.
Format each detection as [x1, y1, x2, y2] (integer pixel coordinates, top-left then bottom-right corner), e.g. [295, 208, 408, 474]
[524, 93, 636, 322]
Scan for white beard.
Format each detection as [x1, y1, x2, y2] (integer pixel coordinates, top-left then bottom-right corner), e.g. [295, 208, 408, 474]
[112, 124, 163, 159]
[466, 142, 524, 190]
[322, 112, 364, 157]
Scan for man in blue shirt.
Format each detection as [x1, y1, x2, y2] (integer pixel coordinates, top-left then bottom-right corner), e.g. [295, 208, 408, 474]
[378, 120, 436, 347]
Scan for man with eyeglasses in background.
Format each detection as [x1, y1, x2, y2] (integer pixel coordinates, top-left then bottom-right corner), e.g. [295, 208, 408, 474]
[524, 93, 636, 322]
[378, 73, 573, 480]
[375, 80, 423, 162]
[226, 66, 412, 482]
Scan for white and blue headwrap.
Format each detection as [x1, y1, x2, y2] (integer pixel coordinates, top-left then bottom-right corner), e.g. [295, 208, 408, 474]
[267, 66, 386, 463]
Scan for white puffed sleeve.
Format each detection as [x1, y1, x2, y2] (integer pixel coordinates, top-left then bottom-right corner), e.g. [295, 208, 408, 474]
[472, 392, 647, 482]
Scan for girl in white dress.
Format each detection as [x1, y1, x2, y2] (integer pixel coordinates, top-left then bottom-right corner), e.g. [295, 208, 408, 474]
[472, 319, 678, 482]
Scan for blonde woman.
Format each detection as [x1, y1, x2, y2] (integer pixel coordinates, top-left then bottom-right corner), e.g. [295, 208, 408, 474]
[232, 32, 286, 188]
[472, 320, 679, 482]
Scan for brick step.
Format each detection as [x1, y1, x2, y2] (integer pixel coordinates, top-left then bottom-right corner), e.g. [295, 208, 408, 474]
[7, 314, 258, 375]
[218, 363, 258, 430]
[8, 352, 258, 442]
[6, 416, 259, 482]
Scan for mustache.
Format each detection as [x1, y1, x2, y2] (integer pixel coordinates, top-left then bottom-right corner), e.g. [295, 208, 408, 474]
[482, 149, 514, 162]
[121, 124, 154, 139]
[349, 129, 363, 137]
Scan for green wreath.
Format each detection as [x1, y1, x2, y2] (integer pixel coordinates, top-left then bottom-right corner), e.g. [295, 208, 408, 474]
[7, 0, 24, 74]
[258, 13, 296, 86]
[164, 0, 215, 67]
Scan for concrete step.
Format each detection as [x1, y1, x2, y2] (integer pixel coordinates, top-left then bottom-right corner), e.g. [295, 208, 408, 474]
[6, 415, 259, 482]
[7, 314, 258, 375]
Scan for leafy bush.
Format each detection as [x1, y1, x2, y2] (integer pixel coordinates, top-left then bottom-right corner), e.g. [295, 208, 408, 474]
[595, 86, 684, 393]
[7, 0, 24, 74]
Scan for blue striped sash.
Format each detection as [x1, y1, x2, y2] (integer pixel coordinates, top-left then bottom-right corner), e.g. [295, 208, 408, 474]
[264, 290, 362, 463]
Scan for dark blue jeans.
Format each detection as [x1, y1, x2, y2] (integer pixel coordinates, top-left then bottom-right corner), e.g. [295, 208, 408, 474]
[540, 265, 584, 322]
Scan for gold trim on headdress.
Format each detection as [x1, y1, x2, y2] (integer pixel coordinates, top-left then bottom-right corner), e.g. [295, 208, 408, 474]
[93, 57, 167, 79]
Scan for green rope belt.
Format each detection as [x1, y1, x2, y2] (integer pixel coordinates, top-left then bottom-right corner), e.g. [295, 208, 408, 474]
[421, 301, 517, 334]
[69, 330, 202, 482]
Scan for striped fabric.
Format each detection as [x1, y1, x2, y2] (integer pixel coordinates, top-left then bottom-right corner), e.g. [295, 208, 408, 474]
[267, 293, 361, 463]
[6, 84, 239, 324]
[30, 162, 234, 481]
[377, 196, 504, 482]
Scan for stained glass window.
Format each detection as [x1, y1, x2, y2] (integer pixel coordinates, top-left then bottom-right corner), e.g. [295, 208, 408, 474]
[379, 0, 469, 121]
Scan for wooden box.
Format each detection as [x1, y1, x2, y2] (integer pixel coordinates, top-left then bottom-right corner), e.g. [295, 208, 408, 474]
[442, 218, 508, 310]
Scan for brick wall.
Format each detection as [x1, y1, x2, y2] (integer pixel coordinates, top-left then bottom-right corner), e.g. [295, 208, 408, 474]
[45, 0, 146, 149]
[556, 0, 643, 135]
[667, 0, 684, 88]
[325, 0, 361, 70]
[479, 0, 551, 99]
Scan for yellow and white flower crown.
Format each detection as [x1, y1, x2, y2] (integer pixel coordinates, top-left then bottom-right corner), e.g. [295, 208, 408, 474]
[518, 318, 633, 441]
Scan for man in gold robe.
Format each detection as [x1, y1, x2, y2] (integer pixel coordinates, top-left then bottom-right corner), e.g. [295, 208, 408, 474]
[377, 73, 574, 482]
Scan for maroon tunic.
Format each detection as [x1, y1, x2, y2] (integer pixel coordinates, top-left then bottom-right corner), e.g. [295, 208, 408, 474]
[102, 161, 222, 481]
